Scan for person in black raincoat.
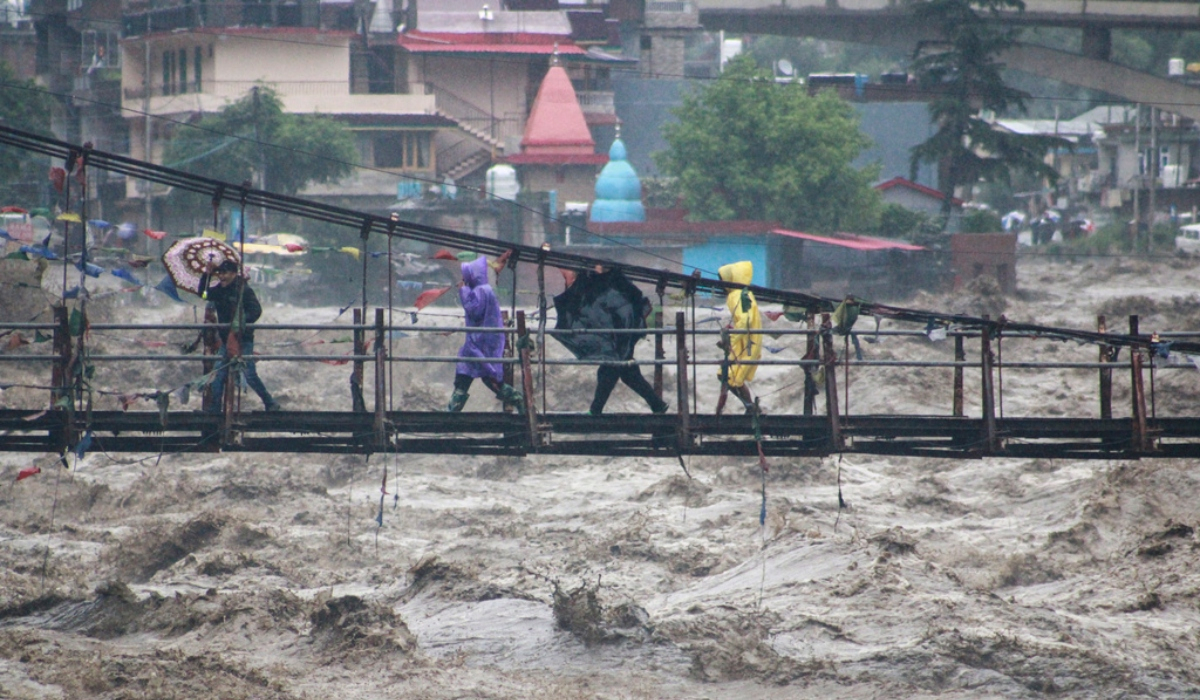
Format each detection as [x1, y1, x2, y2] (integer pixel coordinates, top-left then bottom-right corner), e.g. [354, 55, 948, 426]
[553, 266, 669, 415]
[201, 259, 279, 412]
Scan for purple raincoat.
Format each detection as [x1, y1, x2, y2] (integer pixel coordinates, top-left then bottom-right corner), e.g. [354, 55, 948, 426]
[456, 256, 505, 381]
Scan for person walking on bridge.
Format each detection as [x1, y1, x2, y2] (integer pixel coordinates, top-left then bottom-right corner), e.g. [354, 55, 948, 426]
[447, 256, 524, 413]
[202, 259, 280, 413]
[716, 260, 762, 415]
[553, 266, 669, 416]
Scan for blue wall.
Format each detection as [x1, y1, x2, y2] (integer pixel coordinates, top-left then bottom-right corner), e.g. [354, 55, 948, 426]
[683, 238, 768, 295]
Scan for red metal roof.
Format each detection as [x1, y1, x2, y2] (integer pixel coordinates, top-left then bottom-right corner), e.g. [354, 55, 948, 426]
[397, 31, 586, 55]
[504, 153, 608, 165]
[771, 228, 926, 251]
[874, 176, 964, 206]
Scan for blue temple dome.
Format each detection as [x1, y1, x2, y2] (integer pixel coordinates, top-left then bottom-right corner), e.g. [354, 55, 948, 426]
[590, 137, 645, 223]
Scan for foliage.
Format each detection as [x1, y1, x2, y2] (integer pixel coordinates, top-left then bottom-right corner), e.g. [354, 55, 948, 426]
[0, 60, 56, 185]
[877, 203, 930, 239]
[162, 86, 356, 204]
[657, 56, 881, 233]
[907, 0, 1067, 220]
[959, 207, 1004, 233]
[641, 177, 679, 209]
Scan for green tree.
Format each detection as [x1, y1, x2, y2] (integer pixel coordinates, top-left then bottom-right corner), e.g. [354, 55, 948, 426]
[0, 60, 56, 185]
[163, 86, 356, 203]
[657, 56, 880, 233]
[908, 0, 1066, 221]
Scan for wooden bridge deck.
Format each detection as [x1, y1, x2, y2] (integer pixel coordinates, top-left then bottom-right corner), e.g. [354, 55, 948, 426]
[4, 409, 1199, 460]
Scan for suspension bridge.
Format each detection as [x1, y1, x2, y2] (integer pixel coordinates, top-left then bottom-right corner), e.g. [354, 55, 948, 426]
[2, 126, 1200, 461]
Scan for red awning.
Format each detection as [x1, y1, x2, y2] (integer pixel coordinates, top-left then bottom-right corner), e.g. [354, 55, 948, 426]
[504, 153, 608, 165]
[771, 229, 925, 251]
[398, 32, 586, 55]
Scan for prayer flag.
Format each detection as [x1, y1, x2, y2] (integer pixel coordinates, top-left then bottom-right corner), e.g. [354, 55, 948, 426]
[111, 268, 141, 285]
[143, 228, 167, 240]
[414, 286, 452, 310]
[16, 466, 40, 482]
[154, 275, 184, 302]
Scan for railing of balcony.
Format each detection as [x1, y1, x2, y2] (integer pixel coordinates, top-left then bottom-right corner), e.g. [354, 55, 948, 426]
[123, 80, 351, 101]
[646, 1, 693, 13]
[121, 2, 355, 36]
[576, 90, 615, 114]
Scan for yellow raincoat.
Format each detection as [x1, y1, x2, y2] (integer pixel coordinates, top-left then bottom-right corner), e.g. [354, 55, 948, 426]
[717, 261, 762, 388]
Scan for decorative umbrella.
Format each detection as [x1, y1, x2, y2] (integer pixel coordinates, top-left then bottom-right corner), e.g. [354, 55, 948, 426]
[161, 237, 242, 297]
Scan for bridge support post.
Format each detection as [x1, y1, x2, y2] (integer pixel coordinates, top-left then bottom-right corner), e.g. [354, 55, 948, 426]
[502, 310, 513, 413]
[675, 311, 691, 451]
[1098, 315, 1112, 420]
[516, 311, 541, 450]
[351, 309, 366, 413]
[653, 304, 664, 401]
[1130, 315, 1150, 451]
[953, 333, 965, 417]
[820, 313, 842, 451]
[373, 308, 387, 452]
[50, 305, 73, 451]
[1082, 26, 1111, 61]
[201, 306, 219, 412]
[803, 312, 817, 416]
[980, 318, 998, 453]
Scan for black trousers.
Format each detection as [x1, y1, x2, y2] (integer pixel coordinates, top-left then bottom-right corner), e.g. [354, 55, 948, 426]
[590, 364, 666, 415]
[454, 373, 503, 397]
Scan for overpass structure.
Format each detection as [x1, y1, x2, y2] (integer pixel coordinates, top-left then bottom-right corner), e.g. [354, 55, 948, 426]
[4, 126, 1200, 462]
[697, 0, 1200, 120]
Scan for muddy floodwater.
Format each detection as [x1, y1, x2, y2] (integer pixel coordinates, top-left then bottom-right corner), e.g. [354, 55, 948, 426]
[3, 255, 1200, 699]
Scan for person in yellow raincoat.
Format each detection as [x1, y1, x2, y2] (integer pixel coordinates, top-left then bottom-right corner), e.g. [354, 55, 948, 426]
[716, 261, 762, 414]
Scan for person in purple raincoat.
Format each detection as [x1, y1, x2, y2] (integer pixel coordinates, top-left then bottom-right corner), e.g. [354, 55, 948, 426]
[447, 256, 524, 412]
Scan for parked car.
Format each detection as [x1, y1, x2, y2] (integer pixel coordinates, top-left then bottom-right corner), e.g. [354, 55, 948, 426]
[1176, 223, 1200, 252]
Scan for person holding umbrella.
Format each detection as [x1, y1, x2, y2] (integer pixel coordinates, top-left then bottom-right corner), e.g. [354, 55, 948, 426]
[553, 266, 668, 416]
[203, 259, 280, 413]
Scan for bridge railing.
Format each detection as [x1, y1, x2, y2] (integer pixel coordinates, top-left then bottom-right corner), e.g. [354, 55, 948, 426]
[3, 305, 1196, 456]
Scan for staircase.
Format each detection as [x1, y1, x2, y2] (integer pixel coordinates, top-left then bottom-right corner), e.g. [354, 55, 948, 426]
[444, 149, 493, 181]
[428, 82, 504, 150]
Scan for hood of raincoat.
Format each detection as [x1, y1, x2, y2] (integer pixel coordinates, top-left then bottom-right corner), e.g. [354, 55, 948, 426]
[462, 256, 489, 288]
[718, 261, 753, 286]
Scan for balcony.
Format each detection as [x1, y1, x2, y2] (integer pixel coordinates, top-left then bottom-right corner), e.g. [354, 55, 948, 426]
[123, 80, 436, 118]
[576, 90, 615, 116]
[121, 2, 355, 36]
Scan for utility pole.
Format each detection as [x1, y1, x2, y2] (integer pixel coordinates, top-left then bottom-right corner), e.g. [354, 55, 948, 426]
[1132, 104, 1140, 252]
[253, 86, 267, 233]
[1149, 106, 1158, 253]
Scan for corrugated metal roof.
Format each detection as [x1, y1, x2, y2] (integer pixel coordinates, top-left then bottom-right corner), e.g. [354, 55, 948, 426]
[397, 31, 585, 55]
[771, 229, 926, 251]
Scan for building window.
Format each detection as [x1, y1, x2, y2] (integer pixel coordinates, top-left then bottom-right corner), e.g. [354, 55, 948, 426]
[178, 49, 187, 94]
[640, 35, 652, 51]
[161, 51, 172, 96]
[194, 46, 202, 91]
[373, 132, 432, 170]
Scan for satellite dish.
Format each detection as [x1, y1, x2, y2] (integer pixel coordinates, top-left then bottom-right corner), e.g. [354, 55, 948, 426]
[776, 59, 794, 76]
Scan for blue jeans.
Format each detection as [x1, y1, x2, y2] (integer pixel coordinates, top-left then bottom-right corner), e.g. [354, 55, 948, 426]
[210, 340, 276, 410]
